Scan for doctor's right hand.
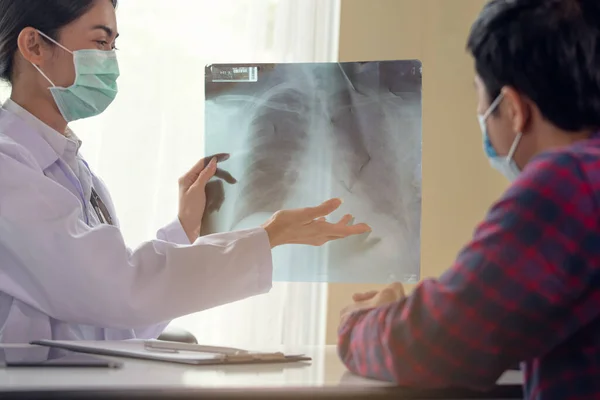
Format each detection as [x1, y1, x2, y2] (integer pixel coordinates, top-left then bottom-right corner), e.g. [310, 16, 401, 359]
[178, 153, 236, 242]
[261, 198, 371, 248]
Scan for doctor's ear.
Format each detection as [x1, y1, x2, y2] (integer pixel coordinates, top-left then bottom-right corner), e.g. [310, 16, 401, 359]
[16, 28, 50, 65]
[501, 86, 532, 135]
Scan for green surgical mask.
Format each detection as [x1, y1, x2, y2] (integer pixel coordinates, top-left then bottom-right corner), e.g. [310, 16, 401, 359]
[32, 30, 120, 123]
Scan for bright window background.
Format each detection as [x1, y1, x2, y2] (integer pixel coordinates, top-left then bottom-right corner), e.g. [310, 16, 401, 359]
[0, 0, 341, 348]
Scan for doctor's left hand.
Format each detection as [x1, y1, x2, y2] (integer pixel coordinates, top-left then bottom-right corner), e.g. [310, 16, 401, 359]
[178, 154, 236, 242]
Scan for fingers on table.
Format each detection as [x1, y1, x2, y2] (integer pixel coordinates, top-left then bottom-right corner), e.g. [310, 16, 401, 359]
[352, 290, 378, 302]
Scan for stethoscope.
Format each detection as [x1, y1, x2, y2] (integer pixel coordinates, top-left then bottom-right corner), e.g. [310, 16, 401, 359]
[90, 186, 113, 225]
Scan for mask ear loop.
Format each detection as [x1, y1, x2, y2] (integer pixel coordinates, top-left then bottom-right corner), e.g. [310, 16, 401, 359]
[30, 30, 73, 88]
[482, 90, 522, 161]
[36, 30, 73, 54]
[507, 132, 523, 161]
[482, 91, 505, 121]
[31, 63, 56, 87]
[487, 90, 522, 162]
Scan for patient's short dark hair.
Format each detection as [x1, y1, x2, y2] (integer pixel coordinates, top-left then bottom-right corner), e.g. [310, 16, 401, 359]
[467, 0, 600, 132]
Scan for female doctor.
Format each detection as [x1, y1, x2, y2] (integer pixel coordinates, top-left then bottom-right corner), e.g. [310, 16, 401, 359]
[0, 0, 371, 343]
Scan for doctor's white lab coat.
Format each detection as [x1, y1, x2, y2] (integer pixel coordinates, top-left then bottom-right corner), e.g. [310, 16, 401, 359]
[0, 99, 273, 343]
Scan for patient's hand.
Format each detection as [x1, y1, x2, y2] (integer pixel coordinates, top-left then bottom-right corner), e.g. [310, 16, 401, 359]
[339, 282, 405, 328]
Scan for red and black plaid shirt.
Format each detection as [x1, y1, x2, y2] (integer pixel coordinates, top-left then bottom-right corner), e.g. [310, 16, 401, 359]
[338, 132, 600, 400]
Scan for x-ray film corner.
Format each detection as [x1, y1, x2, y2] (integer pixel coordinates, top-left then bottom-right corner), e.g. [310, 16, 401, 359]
[203, 60, 422, 284]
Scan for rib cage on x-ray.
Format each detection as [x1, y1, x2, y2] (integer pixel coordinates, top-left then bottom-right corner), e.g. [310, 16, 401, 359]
[203, 60, 422, 284]
[233, 85, 310, 228]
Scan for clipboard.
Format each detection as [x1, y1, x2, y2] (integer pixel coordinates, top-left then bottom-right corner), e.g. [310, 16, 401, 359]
[31, 340, 311, 366]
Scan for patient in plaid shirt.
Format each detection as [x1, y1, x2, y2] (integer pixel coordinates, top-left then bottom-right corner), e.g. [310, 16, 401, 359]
[337, 1, 600, 399]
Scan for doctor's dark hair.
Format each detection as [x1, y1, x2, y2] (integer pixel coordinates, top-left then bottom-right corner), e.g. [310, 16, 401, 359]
[467, 0, 600, 132]
[0, 0, 118, 83]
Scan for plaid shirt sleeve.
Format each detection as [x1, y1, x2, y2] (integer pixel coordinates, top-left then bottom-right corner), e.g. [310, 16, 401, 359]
[338, 150, 598, 390]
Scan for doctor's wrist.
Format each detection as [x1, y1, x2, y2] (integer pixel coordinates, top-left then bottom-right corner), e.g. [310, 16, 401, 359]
[262, 220, 282, 249]
[261, 210, 287, 248]
[178, 216, 200, 243]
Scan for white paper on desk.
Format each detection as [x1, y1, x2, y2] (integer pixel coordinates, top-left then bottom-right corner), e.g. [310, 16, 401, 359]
[31, 340, 310, 366]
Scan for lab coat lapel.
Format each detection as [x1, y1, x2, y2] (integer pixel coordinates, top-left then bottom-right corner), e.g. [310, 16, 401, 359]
[76, 158, 93, 209]
[0, 108, 58, 171]
[0, 108, 86, 209]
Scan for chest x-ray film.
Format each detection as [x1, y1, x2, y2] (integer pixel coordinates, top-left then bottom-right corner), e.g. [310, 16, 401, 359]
[202, 60, 422, 284]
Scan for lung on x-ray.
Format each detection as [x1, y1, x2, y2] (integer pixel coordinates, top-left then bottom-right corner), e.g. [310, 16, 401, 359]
[202, 60, 422, 284]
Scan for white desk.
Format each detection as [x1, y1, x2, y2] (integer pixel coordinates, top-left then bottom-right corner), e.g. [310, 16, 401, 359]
[0, 345, 523, 399]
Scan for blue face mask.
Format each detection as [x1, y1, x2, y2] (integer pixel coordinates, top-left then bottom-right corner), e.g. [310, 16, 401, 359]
[477, 92, 523, 182]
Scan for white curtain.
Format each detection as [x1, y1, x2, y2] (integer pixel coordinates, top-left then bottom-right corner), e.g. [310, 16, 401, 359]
[1, 0, 341, 348]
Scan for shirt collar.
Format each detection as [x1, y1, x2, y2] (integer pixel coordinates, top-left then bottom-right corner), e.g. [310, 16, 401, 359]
[1, 99, 81, 167]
